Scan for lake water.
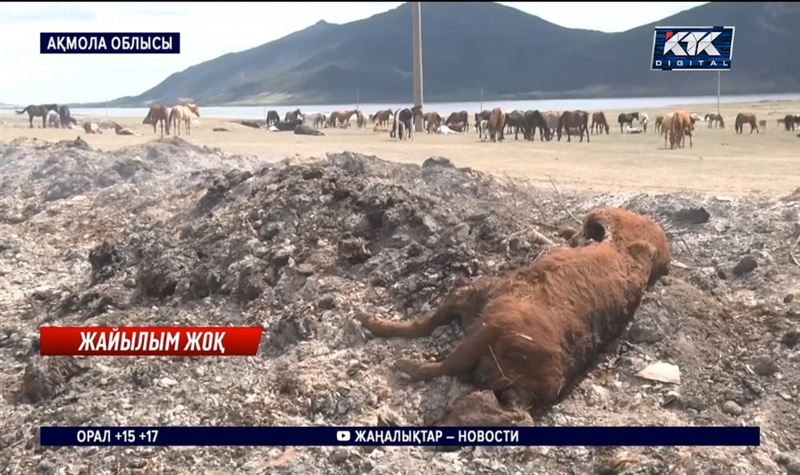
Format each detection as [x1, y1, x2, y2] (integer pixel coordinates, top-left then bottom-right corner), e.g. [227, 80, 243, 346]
[3, 93, 799, 120]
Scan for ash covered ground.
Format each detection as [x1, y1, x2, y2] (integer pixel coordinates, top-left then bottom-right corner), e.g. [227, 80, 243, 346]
[1, 137, 799, 474]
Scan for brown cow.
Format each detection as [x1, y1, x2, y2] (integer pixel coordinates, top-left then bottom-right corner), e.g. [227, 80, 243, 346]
[487, 107, 505, 142]
[357, 207, 670, 424]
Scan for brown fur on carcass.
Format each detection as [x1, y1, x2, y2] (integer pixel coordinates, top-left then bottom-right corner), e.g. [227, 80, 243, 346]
[357, 207, 670, 424]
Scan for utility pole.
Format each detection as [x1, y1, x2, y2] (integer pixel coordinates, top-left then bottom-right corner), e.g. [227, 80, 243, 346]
[411, 1, 423, 132]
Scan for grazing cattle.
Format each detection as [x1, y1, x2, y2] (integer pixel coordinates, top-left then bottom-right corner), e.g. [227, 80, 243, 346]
[591, 112, 609, 134]
[557, 110, 590, 143]
[445, 111, 469, 133]
[169, 103, 200, 136]
[503, 110, 525, 140]
[474, 110, 491, 134]
[266, 110, 280, 127]
[284, 109, 303, 123]
[617, 112, 639, 133]
[705, 113, 724, 128]
[391, 106, 422, 141]
[522, 110, 550, 141]
[16, 104, 59, 128]
[487, 107, 505, 142]
[424, 112, 443, 134]
[758, 119, 767, 132]
[543, 111, 561, 138]
[357, 207, 670, 425]
[734, 113, 759, 134]
[143, 104, 170, 137]
[669, 111, 694, 149]
[46, 110, 60, 128]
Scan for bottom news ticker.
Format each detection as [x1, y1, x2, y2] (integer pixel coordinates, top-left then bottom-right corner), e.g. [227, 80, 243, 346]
[39, 426, 760, 447]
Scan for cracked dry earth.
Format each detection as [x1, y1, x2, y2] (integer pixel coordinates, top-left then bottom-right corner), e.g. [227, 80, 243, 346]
[1, 136, 799, 474]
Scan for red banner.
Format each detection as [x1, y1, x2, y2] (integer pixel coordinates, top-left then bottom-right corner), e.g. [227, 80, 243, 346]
[39, 326, 263, 356]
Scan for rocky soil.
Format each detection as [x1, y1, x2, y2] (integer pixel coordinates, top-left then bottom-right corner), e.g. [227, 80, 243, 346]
[1, 136, 799, 474]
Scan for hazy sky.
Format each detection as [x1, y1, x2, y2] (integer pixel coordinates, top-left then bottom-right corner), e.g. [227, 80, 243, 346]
[0, 2, 706, 104]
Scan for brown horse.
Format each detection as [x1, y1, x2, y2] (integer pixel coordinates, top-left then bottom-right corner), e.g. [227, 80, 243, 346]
[734, 113, 759, 134]
[591, 112, 609, 134]
[143, 104, 170, 137]
[558, 110, 590, 143]
[284, 109, 303, 123]
[670, 111, 694, 149]
[487, 107, 505, 142]
[544, 111, 561, 137]
[705, 113, 724, 128]
[654, 115, 664, 134]
[424, 112, 443, 134]
[371, 109, 393, 128]
[445, 111, 469, 132]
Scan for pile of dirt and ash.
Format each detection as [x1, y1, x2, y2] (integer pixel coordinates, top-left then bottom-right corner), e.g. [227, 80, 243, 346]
[1, 137, 799, 474]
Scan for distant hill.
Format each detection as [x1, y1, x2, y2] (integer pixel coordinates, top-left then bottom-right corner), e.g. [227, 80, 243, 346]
[94, 2, 800, 107]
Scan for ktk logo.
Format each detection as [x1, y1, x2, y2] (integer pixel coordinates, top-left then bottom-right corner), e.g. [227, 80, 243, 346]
[663, 31, 721, 56]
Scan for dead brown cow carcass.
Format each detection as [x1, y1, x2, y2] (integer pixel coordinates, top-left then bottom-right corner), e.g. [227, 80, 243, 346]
[356, 207, 671, 424]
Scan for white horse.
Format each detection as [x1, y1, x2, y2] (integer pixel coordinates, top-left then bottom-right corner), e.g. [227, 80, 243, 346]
[169, 103, 200, 136]
[46, 110, 60, 128]
[639, 112, 649, 133]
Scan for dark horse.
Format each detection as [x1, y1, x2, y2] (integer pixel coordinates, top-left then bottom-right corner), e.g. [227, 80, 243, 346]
[558, 110, 590, 143]
[504, 110, 525, 140]
[522, 110, 550, 141]
[284, 109, 303, 122]
[16, 104, 59, 128]
[734, 113, 759, 134]
[617, 112, 639, 133]
[58, 105, 75, 128]
[143, 104, 170, 137]
[445, 111, 469, 132]
[591, 112, 610, 134]
[266, 110, 280, 127]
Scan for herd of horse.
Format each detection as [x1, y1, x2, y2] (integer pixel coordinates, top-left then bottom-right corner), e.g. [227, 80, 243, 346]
[260, 106, 790, 149]
[17, 101, 800, 148]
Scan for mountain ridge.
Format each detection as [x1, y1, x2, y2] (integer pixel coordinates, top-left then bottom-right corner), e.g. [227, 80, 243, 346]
[78, 2, 800, 107]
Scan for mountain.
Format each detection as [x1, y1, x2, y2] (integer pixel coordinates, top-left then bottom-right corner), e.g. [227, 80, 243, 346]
[98, 2, 800, 107]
